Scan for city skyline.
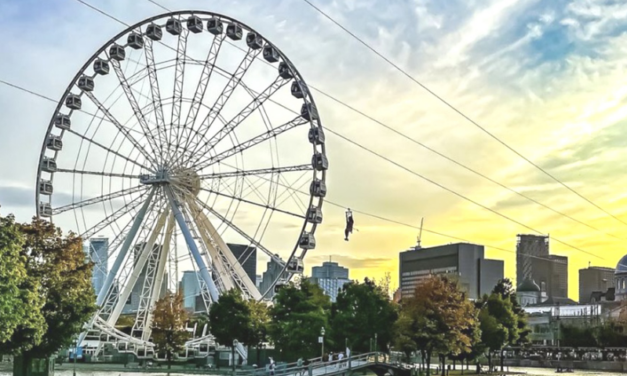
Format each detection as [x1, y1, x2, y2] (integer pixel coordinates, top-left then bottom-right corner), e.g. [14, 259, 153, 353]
[3, 0, 627, 300]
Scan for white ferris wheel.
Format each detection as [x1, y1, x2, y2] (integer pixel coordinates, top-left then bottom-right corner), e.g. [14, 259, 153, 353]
[35, 11, 327, 357]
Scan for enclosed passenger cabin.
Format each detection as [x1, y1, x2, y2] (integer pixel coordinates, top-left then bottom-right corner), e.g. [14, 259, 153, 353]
[127, 32, 144, 49]
[311, 153, 329, 171]
[301, 103, 318, 121]
[65, 94, 82, 110]
[287, 258, 304, 274]
[187, 16, 203, 33]
[307, 206, 323, 224]
[39, 202, 52, 217]
[109, 44, 126, 61]
[93, 58, 110, 75]
[39, 179, 53, 195]
[77, 76, 95, 92]
[308, 127, 325, 145]
[166, 18, 182, 35]
[207, 18, 223, 35]
[46, 135, 63, 151]
[263, 45, 280, 63]
[41, 157, 57, 173]
[136, 347, 147, 358]
[299, 232, 316, 250]
[291, 80, 306, 99]
[226, 23, 243, 40]
[146, 23, 162, 41]
[246, 32, 263, 49]
[278, 61, 293, 79]
[54, 114, 71, 130]
[117, 342, 128, 352]
[310, 179, 327, 198]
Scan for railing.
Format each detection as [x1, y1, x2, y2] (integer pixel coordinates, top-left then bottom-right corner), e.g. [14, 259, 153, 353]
[236, 352, 389, 376]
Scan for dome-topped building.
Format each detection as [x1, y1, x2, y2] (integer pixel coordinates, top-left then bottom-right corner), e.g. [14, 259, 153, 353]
[517, 278, 541, 307]
[615, 254, 627, 301]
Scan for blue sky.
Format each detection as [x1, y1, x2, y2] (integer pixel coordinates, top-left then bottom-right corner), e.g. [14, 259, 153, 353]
[2, 0, 627, 297]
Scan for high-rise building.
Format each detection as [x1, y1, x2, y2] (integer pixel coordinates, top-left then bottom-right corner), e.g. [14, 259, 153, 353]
[259, 256, 287, 298]
[516, 234, 549, 284]
[516, 235, 568, 299]
[88, 237, 109, 296]
[310, 261, 350, 302]
[181, 271, 201, 310]
[579, 266, 615, 303]
[228, 243, 257, 284]
[123, 243, 166, 314]
[399, 243, 504, 301]
[256, 275, 262, 288]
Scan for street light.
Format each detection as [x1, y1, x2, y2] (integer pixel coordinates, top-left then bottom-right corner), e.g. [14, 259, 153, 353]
[320, 327, 326, 360]
[72, 339, 77, 376]
[232, 339, 238, 375]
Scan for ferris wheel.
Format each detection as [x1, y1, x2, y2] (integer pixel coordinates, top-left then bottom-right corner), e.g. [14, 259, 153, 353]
[35, 11, 327, 354]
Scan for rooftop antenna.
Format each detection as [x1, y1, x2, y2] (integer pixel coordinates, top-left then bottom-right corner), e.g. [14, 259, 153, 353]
[416, 218, 424, 249]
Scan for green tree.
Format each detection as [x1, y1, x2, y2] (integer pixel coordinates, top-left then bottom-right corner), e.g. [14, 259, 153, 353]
[0, 214, 43, 348]
[330, 278, 398, 353]
[247, 299, 270, 365]
[152, 291, 191, 368]
[208, 289, 254, 348]
[0, 217, 96, 367]
[493, 279, 530, 346]
[396, 275, 479, 376]
[269, 280, 330, 361]
[479, 293, 518, 371]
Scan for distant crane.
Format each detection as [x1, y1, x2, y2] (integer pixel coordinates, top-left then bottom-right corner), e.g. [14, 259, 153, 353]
[415, 218, 424, 249]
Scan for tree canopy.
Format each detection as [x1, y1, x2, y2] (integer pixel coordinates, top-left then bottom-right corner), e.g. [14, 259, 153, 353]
[330, 278, 398, 352]
[208, 289, 254, 347]
[269, 279, 330, 361]
[0, 216, 96, 357]
[152, 291, 190, 367]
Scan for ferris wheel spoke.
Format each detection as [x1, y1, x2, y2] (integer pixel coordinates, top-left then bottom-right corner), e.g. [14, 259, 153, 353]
[169, 27, 190, 165]
[199, 164, 312, 180]
[109, 58, 164, 164]
[56, 168, 140, 179]
[199, 186, 305, 219]
[80, 189, 150, 240]
[143, 36, 168, 161]
[82, 91, 159, 167]
[187, 75, 289, 167]
[53, 185, 148, 215]
[194, 116, 309, 170]
[183, 32, 226, 131]
[64, 128, 153, 172]
[194, 197, 285, 267]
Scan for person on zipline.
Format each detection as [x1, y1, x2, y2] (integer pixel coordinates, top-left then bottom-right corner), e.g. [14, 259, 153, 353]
[345, 208, 354, 241]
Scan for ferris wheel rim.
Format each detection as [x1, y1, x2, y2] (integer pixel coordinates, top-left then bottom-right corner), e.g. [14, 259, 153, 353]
[36, 10, 327, 347]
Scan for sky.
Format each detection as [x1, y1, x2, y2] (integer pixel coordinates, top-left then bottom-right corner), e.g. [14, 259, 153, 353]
[1, 0, 627, 300]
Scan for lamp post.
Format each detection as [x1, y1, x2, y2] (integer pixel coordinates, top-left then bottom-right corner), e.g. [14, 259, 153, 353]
[320, 327, 326, 360]
[232, 339, 238, 375]
[73, 339, 77, 376]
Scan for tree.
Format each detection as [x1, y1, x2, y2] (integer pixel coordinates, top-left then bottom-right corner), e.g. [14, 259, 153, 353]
[269, 280, 330, 361]
[208, 289, 254, 348]
[0, 214, 44, 348]
[479, 293, 518, 371]
[396, 275, 479, 376]
[152, 291, 191, 368]
[247, 299, 270, 365]
[493, 279, 530, 347]
[330, 278, 398, 353]
[0, 217, 96, 367]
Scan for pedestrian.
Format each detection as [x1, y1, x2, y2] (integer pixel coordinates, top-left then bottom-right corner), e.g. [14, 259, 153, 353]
[297, 357, 304, 376]
[269, 358, 275, 376]
[338, 353, 344, 368]
[328, 352, 333, 364]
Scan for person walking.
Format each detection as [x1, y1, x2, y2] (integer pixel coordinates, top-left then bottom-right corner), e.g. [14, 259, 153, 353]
[297, 357, 304, 376]
[338, 353, 344, 368]
[269, 358, 275, 376]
